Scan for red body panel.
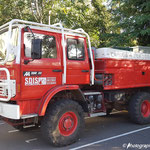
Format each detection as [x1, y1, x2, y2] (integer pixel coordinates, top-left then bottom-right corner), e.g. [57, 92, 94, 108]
[8, 28, 90, 116]
[95, 58, 150, 90]
[21, 29, 62, 100]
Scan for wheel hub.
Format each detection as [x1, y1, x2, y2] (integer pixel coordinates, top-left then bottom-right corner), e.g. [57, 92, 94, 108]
[141, 100, 150, 118]
[63, 117, 73, 130]
[59, 111, 78, 136]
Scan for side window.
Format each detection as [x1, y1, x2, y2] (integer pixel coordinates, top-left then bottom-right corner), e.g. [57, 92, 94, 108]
[24, 33, 57, 58]
[67, 38, 85, 60]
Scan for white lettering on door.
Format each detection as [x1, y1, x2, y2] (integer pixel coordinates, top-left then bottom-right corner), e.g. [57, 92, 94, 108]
[25, 77, 56, 86]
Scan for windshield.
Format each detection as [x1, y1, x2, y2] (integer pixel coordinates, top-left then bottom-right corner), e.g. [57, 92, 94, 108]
[0, 28, 19, 61]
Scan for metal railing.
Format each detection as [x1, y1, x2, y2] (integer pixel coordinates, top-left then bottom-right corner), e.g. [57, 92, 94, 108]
[0, 19, 95, 85]
[0, 68, 12, 101]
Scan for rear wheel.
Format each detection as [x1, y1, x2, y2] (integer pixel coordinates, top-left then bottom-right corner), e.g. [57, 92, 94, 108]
[129, 92, 150, 124]
[41, 99, 84, 146]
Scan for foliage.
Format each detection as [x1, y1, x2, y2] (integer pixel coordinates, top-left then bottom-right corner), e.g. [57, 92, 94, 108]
[89, 0, 112, 47]
[0, 0, 149, 47]
[110, 0, 150, 46]
[0, 0, 111, 48]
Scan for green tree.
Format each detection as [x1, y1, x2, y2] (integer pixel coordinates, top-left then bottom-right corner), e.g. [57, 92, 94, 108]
[0, 0, 59, 24]
[0, 0, 112, 48]
[0, 0, 31, 24]
[111, 0, 150, 46]
[90, 0, 112, 47]
[52, 0, 112, 48]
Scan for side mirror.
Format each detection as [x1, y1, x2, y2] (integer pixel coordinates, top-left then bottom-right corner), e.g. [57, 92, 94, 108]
[31, 39, 42, 59]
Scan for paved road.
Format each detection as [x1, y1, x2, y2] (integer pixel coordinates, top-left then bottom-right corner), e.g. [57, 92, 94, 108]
[0, 112, 150, 150]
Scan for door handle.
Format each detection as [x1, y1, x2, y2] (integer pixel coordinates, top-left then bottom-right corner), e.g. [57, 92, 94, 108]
[52, 69, 62, 72]
[82, 70, 89, 72]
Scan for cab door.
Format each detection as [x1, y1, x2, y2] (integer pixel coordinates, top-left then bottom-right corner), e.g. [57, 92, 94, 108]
[21, 29, 62, 100]
[66, 36, 90, 85]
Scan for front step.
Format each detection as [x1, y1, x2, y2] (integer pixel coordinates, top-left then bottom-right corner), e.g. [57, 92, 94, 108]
[83, 91, 101, 96]
[23, 124, 39, 129]
[85, 112, 106, 119]
[21, 113, 38, 119]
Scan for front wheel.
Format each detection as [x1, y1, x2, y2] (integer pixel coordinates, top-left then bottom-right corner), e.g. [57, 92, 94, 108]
[41, 99, 84, 146]
[128, 92, 150, 124]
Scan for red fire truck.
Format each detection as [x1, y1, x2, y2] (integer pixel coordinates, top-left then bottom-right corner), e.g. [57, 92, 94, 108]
[0, 19, 150, 146]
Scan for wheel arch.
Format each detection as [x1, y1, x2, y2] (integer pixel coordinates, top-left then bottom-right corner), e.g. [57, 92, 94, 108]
[38, 85, 88, 116]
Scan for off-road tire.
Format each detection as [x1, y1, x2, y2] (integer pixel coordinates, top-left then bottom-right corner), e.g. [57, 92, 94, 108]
[41, 99, 84, 147]
[128, 92, 150, 124]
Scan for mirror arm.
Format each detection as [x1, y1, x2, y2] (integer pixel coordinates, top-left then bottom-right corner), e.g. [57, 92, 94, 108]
[24, 26, 35, 39]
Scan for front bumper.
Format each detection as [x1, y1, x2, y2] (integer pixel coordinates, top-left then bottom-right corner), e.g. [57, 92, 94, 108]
[0, 102, 20, 119]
